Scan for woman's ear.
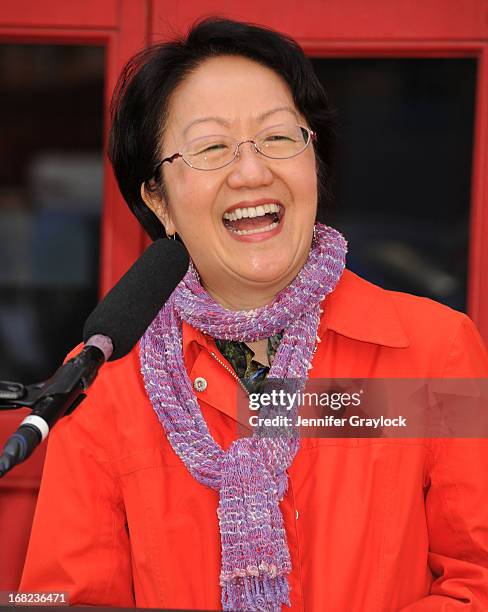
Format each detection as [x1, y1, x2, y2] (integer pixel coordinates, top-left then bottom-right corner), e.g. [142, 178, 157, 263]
[140, 182, 176, 236]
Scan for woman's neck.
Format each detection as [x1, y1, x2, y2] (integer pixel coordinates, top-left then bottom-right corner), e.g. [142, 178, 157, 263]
[206, 290, 277, 311]
[202, 278, 289, 311]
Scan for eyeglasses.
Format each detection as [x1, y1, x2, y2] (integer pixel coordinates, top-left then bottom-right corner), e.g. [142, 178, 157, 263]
[152, 123, 316, 175]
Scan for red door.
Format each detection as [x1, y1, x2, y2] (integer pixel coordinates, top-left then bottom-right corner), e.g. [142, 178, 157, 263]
[0, 0, 149, 590]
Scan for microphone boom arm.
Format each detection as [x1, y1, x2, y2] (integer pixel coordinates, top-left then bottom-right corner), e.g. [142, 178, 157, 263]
[0, 346, 105, 477]
[0, 346, 104, 411]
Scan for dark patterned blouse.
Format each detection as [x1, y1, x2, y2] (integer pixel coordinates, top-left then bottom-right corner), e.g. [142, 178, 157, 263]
[215, 331, 283, 388]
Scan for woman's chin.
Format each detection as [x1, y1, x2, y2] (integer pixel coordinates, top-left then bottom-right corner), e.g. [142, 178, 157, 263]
[229, 257, 301, 289]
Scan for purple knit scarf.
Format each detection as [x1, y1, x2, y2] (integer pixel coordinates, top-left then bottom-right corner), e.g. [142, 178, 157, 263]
[140, 223, 347, 611]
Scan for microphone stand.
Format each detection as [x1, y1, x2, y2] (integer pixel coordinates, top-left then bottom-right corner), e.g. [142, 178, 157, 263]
[0, 345, 105, 477]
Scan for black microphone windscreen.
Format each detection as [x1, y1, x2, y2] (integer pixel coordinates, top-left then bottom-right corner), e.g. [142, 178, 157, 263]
[83, 239, 189, 360]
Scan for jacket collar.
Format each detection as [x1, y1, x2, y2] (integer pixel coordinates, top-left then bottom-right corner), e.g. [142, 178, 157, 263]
[318, 268, 409, 348]
[179, 268, 409, 427]
[183, 268, 410, 353]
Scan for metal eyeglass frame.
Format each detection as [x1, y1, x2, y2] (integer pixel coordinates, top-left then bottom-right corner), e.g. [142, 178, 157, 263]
[151, 124, 317, 178]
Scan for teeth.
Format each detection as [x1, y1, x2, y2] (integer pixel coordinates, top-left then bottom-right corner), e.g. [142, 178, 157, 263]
[227, 221, 279, 236]
[223, 203, 281, 220]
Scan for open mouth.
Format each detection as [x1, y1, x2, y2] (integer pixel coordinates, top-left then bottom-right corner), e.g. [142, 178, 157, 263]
[222, 203, 284, 236]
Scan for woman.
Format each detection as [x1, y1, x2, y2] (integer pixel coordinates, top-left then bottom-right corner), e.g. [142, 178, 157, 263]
[20, 18, 488, 611]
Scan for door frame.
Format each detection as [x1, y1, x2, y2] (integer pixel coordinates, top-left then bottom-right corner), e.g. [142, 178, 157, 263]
[0, 0, 150, 295]
[0, 0, 150, 590]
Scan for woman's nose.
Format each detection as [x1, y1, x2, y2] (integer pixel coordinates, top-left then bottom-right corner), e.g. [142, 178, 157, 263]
[226, 141, 274, 189]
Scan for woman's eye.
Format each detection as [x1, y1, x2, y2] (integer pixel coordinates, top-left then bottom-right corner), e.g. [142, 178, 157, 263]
[195, 143, 228, 155]
[264, 134, 294, 143]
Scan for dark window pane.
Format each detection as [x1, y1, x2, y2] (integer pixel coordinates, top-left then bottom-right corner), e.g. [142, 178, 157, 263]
[312, 58, 476, 311]
[0, 44, 104, 382]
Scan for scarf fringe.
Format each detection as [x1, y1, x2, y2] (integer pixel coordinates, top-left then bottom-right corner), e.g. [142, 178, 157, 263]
[222, 573, 290, 612]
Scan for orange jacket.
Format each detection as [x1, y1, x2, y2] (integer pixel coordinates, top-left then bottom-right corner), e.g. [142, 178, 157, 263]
[20, 269, 488, 611]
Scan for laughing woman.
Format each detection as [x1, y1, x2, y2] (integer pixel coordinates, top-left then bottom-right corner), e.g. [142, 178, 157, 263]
[21, 18, 488, 611]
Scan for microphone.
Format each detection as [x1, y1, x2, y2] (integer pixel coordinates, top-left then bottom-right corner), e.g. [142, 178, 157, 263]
[0, 239, 189, 477]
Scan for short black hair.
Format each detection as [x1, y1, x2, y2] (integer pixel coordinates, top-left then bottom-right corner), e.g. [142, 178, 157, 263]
[109, 17, 335, 240]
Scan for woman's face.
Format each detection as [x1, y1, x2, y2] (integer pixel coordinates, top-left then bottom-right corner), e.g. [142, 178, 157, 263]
[144, 55, 318, 309]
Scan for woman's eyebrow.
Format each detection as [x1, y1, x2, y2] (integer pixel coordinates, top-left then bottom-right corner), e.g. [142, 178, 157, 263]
[182, 106, 299, 137]
[258, 106, 299, 122]
[183, 116, 231, 137]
